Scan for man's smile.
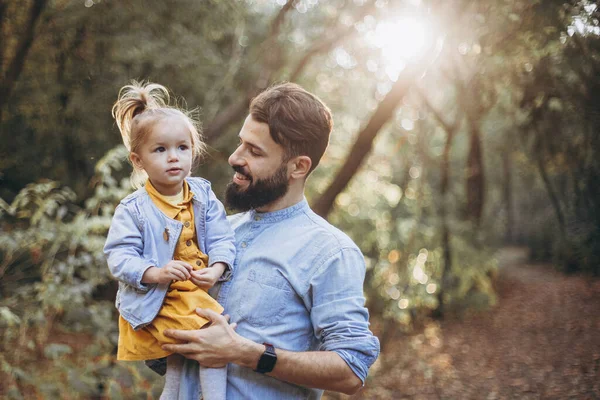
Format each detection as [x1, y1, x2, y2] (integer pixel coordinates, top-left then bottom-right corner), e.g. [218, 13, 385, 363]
[233, 171, 251, 185]
[232, 165, 252, 185]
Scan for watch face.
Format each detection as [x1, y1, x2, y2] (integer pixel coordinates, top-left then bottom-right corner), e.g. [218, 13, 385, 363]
[256, 343, 277, 373]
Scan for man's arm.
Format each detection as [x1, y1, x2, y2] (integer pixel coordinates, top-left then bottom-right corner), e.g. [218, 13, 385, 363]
[162, 309, 363, 395]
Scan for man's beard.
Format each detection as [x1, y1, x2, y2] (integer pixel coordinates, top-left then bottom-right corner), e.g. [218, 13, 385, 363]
[225, 163, 289, 212]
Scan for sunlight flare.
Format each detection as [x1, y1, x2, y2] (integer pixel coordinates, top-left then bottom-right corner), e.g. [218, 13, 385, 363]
[367, 17, 432, 80]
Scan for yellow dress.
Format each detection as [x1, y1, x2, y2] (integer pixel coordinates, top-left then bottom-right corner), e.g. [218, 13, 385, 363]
[117, 180, 224, 361]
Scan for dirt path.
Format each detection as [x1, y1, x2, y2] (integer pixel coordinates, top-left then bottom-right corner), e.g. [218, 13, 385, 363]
[337, 248, 600, 400]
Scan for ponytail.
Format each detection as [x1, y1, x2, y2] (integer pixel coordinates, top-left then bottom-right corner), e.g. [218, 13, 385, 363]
[111, 81, 169, 151]
[112, 81, 206, 189]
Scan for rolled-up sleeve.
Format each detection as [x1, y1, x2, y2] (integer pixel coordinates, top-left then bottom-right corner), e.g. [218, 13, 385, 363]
[309, 247, 380, 383]
[103, 203, 157, 291]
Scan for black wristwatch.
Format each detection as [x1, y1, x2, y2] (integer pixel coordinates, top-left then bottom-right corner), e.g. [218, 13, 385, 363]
[254, 343, 277, 374]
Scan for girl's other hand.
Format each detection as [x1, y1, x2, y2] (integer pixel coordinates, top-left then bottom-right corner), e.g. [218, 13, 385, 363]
[190, 262, 226, 289]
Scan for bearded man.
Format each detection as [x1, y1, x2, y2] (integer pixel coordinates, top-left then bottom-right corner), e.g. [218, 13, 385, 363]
[163, 83, 380, 399]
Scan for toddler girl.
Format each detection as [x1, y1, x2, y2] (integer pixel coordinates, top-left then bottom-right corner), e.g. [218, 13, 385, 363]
[104, 81, 235, 400]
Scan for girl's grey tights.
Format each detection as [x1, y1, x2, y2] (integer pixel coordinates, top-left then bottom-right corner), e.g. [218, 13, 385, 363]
[160, 354, 227, 400]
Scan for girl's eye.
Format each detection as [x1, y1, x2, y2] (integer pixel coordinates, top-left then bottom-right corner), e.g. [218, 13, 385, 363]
[154, 147, 165, 152]
[179, 145, 189, 151]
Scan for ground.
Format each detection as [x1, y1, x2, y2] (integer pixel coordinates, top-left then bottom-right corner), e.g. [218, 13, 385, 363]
[327, 247, 600, 400]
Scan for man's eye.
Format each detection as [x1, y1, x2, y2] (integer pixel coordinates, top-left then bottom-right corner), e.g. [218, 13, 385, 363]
[250, 149, 261, 157]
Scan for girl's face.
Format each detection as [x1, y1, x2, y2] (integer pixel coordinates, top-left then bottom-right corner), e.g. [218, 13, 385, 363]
[130, 116, 193, 196]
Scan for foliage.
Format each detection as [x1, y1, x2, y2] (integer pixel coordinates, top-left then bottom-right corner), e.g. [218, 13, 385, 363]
[515, 3, 600, 274]
[0, 147, 167, 398]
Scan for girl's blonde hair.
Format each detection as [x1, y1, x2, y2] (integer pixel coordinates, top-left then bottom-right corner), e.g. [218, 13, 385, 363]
[112, 80, 206, 188]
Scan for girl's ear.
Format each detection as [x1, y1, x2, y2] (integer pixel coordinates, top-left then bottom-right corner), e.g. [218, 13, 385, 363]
[130, 153, 144, 170]
[289, 155, 312, 180]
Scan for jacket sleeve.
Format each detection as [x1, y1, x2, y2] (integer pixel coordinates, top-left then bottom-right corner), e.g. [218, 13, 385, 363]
[309, 247, 381, 384]
[104, 203, 158, 291]
[203, 188, 236, 281]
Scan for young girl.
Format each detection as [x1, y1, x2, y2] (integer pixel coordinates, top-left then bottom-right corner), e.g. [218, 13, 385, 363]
[104, 81, 235, 400]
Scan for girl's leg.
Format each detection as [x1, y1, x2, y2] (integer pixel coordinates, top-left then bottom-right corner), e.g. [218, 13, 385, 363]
[160, 354, 184, 400]
[199, 365, 227, 400]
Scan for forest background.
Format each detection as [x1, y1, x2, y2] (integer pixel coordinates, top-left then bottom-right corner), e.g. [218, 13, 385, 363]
[1, 0, 599, 398]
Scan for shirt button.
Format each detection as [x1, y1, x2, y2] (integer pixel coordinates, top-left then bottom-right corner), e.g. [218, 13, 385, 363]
[184, 221, 191, 228]
[254, 215, 261, 221]
[186, 240, 192, 246]
[196, 260, 202, 266]
[241, 242, 247, 248]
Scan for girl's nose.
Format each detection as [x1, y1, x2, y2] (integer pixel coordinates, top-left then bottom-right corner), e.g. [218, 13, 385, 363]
[168, 150, 179, 162]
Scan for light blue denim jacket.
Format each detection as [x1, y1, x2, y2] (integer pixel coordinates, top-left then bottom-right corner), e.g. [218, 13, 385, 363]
[103, 177, 236, 330]
[180, 199, 380, 399]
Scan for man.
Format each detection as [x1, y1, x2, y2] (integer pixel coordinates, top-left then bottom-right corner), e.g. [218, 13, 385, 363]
[162, 83, 380, 399]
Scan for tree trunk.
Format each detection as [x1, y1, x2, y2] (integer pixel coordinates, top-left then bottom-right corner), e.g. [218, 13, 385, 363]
[312, 61, 428, 218]
[535, 151, 566, 238]
[204, 97, 252, 143]
[0, 0, 48, 122]
[0, 0, 7, 72]
[503, 150, 514, 243]
[466, 125, 485, 227]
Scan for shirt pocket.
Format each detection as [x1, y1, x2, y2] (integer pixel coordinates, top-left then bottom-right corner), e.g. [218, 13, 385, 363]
[237, 268, 296, 327]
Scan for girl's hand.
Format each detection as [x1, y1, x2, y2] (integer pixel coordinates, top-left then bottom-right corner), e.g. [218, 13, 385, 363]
[190, 262, 227, 289]
[160, 261, 194, 283]
[142, 261, 193, 284]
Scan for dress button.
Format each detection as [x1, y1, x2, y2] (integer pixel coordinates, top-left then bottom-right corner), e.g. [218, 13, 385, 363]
[184, 221, 191, 228]
[241, 242, 247, 248]
[186, 240, 192, 246]
[196, 260, 202, 266]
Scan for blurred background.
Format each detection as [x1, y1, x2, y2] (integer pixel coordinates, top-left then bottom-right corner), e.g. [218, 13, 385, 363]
[1, 0, 599, 398]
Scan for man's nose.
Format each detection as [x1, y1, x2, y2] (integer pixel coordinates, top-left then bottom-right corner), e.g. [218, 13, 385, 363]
[228, 146, 243, 167]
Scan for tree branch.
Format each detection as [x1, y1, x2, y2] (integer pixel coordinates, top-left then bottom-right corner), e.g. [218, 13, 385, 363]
[203, 97, 251, 143]
[270, 0, 296, 38]
[204, 0, 376, 143]
[289, 25, 356, 82]
[289, 0, 377, 82]
[414, 84, 461, 133]
[203, 1, 298, 142]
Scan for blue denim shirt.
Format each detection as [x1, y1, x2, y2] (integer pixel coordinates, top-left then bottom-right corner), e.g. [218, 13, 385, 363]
[182, 198, 380, 399]
[103, 177, 236, 330]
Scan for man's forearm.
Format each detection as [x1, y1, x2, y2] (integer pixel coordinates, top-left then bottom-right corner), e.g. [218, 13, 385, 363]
[234, 338, 363, 395]
[162, 310, 365, 395]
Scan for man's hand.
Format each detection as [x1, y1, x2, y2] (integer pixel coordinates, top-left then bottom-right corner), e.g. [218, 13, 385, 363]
[163, 309, 364, 394]
[162, 308, 245, 368]
[141, 261, 193, 284]
[189, 262, 226, 289]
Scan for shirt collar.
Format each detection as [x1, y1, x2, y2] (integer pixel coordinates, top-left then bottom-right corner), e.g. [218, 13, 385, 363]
[250, 198, 309, 223]
[145, 179, 193, 219]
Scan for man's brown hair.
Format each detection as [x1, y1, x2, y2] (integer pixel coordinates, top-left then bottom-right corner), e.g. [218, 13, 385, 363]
[249, 82, 333, 174]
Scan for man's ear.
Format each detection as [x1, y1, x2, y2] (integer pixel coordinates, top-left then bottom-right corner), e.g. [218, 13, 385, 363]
[130, 152, 144, 170]
[289, 155, 312, 179]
